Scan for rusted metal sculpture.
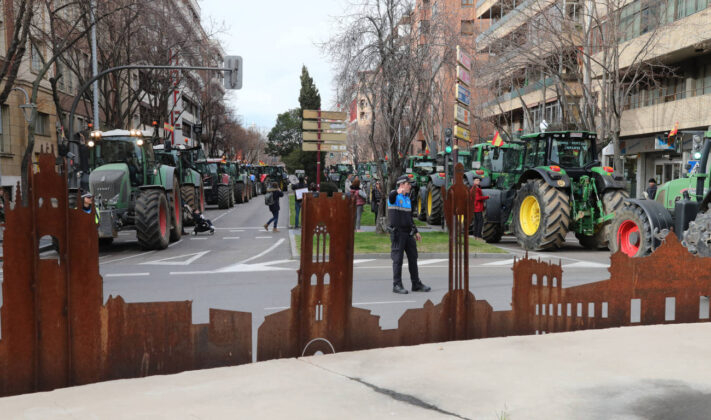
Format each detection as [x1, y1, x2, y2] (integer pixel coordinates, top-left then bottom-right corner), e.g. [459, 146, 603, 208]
[0, 151, 251, 397]
[4, 152, 711, 399]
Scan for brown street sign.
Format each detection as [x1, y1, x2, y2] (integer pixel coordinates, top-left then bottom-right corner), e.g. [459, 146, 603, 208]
[303, 110, 347, 120]
[302, 142, 348, 152]
[302, 121, 347, 131]
[303, 132, 347, 142]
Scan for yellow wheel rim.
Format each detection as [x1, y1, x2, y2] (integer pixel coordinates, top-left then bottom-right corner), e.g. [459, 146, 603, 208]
[427, 190, 433, 215]
[520, 196, 541, 236]
[417, 194, 422, 214]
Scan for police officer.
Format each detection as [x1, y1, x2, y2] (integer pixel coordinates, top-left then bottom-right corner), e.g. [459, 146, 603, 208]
[81, 192, 100, 225]
[388, 175, 431, 294]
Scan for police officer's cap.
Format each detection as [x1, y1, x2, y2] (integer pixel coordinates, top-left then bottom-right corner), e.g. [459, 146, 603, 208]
[81, 192, 93, 199]
[396, 175, 411, 185]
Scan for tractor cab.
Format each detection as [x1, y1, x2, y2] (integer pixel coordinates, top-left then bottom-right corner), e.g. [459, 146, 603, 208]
[88, 129, 156, 190]
[520, 131, 598, 180]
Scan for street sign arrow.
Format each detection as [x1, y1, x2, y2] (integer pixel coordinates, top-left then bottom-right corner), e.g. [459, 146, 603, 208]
[303, 143, 348, 152]
[303, 110, 347, 120]
[303, 132, 347, 142]
[303, 121, 347, 131]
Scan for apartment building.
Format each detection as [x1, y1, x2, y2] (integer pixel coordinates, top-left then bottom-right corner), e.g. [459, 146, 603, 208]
[474, 0, 711, 197]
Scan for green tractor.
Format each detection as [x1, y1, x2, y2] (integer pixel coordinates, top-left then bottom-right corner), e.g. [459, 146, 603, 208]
[327, 164, 354, 191]
[419, 150, 479, 225]
[153, 144, 205, 226]
[609, 128, 711, 257]
[404, 155, 436, 220]
[225, 160, 252, 204]
[196, 158, 235, 209]
[86, 129, 184, 249]
[482, 131, 628, 250]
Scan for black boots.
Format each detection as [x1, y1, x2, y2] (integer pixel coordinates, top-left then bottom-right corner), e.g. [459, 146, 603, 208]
[393, 281, 431, 293]
[412, 282, 431, 292]
[393, 283, 408, 294]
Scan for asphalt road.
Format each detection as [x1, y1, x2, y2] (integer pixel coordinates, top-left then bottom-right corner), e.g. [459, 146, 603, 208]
[0, 193, 615, 356]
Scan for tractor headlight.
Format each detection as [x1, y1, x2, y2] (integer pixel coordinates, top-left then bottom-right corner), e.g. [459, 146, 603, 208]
[136, 139, 144, 146]
[108, 193, 120, 205]
[88, 140, 95, 148]
[694, 152, 702, 160]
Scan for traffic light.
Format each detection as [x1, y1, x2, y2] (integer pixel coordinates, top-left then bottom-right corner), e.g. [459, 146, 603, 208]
[223, 56, 243, 90]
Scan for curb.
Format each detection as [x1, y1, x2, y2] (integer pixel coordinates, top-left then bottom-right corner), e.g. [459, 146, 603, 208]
[288, 229, 298, 259]
[351, 252, 510, 259]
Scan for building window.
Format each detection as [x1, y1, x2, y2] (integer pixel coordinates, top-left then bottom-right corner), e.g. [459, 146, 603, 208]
[461, 20, 474, 35]
[31, 44, 43, 72]
[0, 106, 10, 153]
[461, 0, 474, 6]
[35, 112, 50, 136]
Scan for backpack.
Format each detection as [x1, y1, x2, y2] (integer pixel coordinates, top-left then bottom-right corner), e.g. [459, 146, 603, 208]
[264, 192, 275, 206]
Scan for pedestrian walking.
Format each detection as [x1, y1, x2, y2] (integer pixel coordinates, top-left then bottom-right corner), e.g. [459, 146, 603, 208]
[263, 182, 284, 232]
[292, 175, 307, 229]
[388, 175, 431, 294]
[471, 176, 489, 240]
[646, 178, 658, 200]
[350, 178, 367, 232]
[371, 181, 382, 213]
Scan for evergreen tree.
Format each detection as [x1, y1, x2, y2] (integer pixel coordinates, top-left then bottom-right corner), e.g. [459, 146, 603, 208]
[296, 65, 324, 183]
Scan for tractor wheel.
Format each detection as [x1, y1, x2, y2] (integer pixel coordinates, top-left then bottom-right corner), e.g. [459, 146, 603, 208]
[576, 189, 629, 250]
[482, 222, 503, 243]
[235, 183, 245, 204]
[426, 183, 443, 225]
[608, 203, 654, 257]
[169, 178, 183, 242]
[229, 184, 236, 208]
[682, 211, 711, 256]
[417, 189, 428, 221]
[181, 185, 196, 226]
[512, 179, 570, 251]
[135, 189, 170, 250]
[217, 185, 230, 209]
[411, 190, 419, 218]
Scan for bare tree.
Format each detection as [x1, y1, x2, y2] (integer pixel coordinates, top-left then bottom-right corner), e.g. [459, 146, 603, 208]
[325, 0, 457, 232]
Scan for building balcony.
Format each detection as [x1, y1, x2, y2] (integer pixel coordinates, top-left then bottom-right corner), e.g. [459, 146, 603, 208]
[620, 93, 711, 138]
[478, 78, 556, 115]
[475, 0, 554, 51]
[476, 0, 499, 19]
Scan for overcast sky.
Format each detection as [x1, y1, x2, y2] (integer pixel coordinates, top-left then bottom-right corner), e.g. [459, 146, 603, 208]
[199, 0, 346, 131]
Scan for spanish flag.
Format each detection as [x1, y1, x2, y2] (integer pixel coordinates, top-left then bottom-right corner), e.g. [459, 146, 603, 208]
[492, 131, 504, 147]
[668, 121, 678, 138]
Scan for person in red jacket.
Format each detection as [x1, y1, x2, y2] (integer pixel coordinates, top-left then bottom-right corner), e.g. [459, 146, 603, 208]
[472, 176, 489, 240]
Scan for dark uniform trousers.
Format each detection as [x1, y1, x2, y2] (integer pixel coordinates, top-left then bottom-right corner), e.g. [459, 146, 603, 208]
[391, 229, 420, 286]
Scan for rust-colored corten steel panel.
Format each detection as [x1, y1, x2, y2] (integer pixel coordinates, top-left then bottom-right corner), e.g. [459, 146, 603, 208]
[0, 151, 251, 398]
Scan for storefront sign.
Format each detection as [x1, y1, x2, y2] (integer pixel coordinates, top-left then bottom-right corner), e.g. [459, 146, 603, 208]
[454, 125, 471, 142]
[456, 84, 471, 107]
[457, 66, 471, 86]
[456, 45, 471, 70]
[454, 104, 470, 125]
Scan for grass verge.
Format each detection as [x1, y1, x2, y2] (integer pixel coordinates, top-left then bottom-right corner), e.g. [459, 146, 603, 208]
[294, 231, 506, 255]
[289, 193, 425, 227]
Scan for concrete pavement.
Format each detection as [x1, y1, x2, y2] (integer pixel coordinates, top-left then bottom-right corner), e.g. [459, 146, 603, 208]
[2, 323, 710, 419]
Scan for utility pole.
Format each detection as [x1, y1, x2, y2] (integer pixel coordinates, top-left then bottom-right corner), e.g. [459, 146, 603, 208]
[90, 0, 99, 130]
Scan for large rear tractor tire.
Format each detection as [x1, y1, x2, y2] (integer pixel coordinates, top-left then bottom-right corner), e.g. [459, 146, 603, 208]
[576, 189, 629, 250]
[235, 183, 245, 204]
[181, 185, 196, 227]
[482, 222, 503, 243]
[217, 184, 230, 209]
[169, 181, 183, 242]
[426, 183, 443, 225]
[512, 179, 570, 251]
[608, 204, 654, 257]
[136, 189, 171, 250]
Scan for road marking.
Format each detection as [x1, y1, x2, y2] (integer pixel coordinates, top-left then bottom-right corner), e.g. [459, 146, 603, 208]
[264, 306, 288, 311]
[103, 272, 151, 278]
[171, 262, 290, 275]
[563, 261, 609, 268]
[168, 239, 183, 248]
[255, 236, 274, 239]
[482, 259, 516, 266]
[230, 230, 244, 233]
[102, 251, 156, 265]
[141, 250, 210, 266]
[241, 239, 286, 264]
[418, 258, 449, 266]
[353, 259, 376, 264]
[261, 259, 294, 266]
[211, 210, 232, 222]
[190, 237, 208, 241]
[353, 300, 418, 305]
[223, 237, 241, 240]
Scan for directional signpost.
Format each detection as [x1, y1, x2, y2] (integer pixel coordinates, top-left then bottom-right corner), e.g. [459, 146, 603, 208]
[302, 109, 348, 190]
[454, 45, 472, 145]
